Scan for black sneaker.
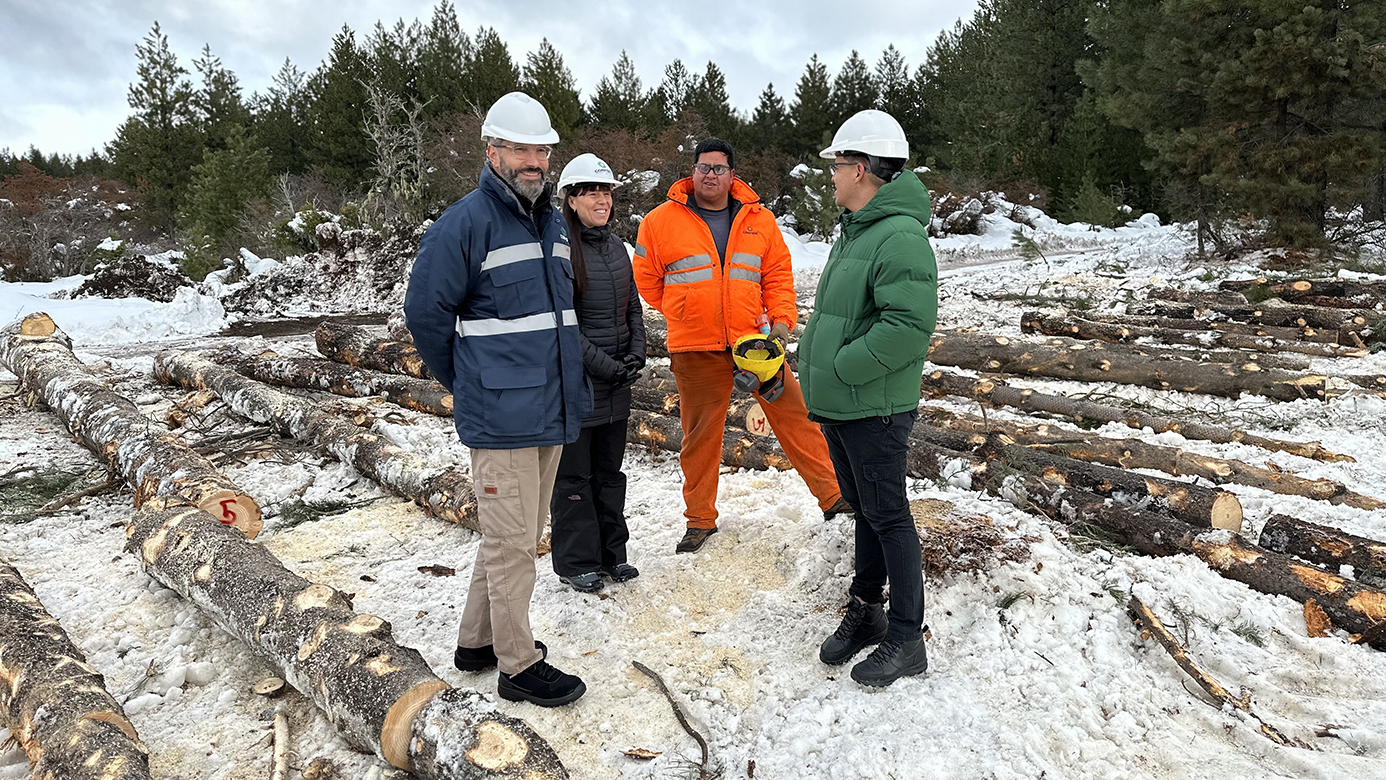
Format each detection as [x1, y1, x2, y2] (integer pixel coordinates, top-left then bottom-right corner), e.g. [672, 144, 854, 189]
[559, 572, 604, 593]
[676, 527, 718, 554]
[819, 596, 889, 665]
[498, 659, 586, 707]
[600, 563, 640, 582]
[454, 640, 547, 672]
[823, 497, 856, 521]
[850, 636, 928, 687]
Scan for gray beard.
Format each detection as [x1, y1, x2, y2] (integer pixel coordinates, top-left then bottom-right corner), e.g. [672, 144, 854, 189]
[496, 161, 546, 203]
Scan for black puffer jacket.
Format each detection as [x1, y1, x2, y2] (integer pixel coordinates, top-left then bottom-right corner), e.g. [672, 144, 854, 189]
[574, 224, 646, 427]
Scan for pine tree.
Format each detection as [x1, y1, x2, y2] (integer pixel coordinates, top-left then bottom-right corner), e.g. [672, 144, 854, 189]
[521, 39, 582, 140]
[745, 83, 789, 152]
[466, 27, 521, 112]
[192, 44, 250, 151]
[652, 59, 698, 126]
[688, 61, 739, 140]
[305, 25, 373, 189]
[788, 55, 832, 159]
[587, 51, 647, 133]
[416, 1, 472, 118]
[181, 124, 273, 248]
[874, 46, 912, 123]
[252, 58, 311, 175]
[366, 19, 423, 107]
[828, 50, 878, 128]
[107, 22, 203, 229]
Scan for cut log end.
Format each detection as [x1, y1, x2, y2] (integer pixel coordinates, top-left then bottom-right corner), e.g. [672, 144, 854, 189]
[196, 490, 263, 540]
[253, 677, 287, 697]
[19, 313, 57, 337]
[380, 680, 451, 769]
[1210, 494, 1244, 532]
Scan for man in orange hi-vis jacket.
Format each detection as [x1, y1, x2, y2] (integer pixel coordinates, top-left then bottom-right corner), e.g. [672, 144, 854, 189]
[634, 138, 851, 554]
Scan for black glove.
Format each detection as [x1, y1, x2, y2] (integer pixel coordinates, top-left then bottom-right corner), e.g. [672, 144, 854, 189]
[612, 362, 642, 390]
[621, 353, 645, 372]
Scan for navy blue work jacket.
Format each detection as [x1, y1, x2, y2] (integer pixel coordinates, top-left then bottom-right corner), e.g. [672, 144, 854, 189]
[404, 165, 591, 449]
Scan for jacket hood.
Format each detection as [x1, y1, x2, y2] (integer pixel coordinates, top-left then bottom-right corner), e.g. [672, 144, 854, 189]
[666, 176, 762, 207]
[841, 170, 932, 237]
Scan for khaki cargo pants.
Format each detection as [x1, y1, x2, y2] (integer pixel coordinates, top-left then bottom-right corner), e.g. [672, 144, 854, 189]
[456, 445, 561, 675]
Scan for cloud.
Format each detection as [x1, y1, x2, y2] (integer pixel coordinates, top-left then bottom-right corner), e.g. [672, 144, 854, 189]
[2, 0, 976, 156]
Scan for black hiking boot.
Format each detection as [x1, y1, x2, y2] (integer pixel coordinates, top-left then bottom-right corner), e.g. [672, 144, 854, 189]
[454, 640, 547, 672]
[559, 572, 605, 593]
[676, 527, 718, 554]
[850, 636, 929, 687]
[819, 596, 888, 665]
[498, 659, 586, 707]
[600, 563, 640, 582]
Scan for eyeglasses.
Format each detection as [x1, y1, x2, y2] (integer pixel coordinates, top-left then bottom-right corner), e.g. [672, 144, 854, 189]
[692, 163, 731, 176]
[828, 161, 863, 174]
[491, 143, 554, 160]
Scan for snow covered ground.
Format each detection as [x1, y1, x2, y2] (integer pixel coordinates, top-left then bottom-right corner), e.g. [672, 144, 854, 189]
[3, 213, 1386, 780]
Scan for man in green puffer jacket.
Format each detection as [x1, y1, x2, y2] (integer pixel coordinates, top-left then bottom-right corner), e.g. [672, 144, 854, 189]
[798, 109, 937, 688]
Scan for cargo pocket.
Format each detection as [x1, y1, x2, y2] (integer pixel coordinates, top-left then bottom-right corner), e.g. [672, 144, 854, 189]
[473, 457, 527, 539]
[863, 456, 908, 517]
[488, 261, 544, 318]
[481, 366, 547, 437]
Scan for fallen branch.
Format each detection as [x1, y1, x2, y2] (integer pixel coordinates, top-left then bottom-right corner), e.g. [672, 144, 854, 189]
[1128, 595, 1301, 747]
[632, 660, 711, 779]
[35, 472, 121, 515]
[0, 313, 262, 537]
[272, 711, 289, 780]
[0, 558, 153, 779]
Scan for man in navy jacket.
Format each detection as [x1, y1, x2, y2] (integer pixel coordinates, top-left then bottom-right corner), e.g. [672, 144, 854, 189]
[405, 92, 591, 707]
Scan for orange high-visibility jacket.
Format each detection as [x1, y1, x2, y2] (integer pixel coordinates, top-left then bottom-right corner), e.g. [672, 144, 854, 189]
[633, 177, 797, 353]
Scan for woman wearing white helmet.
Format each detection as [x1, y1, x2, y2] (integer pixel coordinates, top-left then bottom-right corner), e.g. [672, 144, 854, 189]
[549, 153, 647, 593]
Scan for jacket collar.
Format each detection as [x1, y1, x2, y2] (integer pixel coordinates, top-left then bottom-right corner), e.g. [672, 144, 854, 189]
[480, 163, 556, 224]
[665, 176, 762, 208]
[580, 223, 611, 244]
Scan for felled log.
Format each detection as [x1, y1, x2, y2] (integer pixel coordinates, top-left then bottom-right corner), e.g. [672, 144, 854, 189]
[918, 405, 1384, 510]
[126, 507, 567, 778]
[925, 331, 1334, 402]
[315, 322, 433, 380]
[1129, 299, 1378, 333]
[154, 351, 477, 530]
[1221, 277, 1386, 307]
[962, 431, 1244, 530]
[0, 313, 261, 537]
[906, 441, 1386, 647]
[386, 311, 413, 344]
[1080, 311, 1346, 345]
[643, 310, 668, 359]
[1259, 515, 1386, 589]
[0, 559, 152, 780]
[1147, 288, 1251, 308]
[228, 351, 452, 417]
[920, 369, 1350, 462]
[627, 409, 791, 471]
[1021, 312, 1368, 359]
[1128, 595, 1298, 747]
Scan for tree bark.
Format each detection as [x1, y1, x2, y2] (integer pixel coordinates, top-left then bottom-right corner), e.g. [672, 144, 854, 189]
[1259, 515, 1386, 589]
[961, 431, 1244, 530]
[925, 331, 1334, 402]
[0, 559, 153, 780]
[1129, 299, 1378, 333]
[627, 410, 792, 471]
[154, 351, 478, 531]
[1147, 289, 1251, 308]
[315, 322, 433, 380]
[1221, 278, 1386, 307]
[0, 313, 261, 537]
[1080, 311, 1346, 345]
[920, 369, 1351, 462]
[125, 507, 568, 778]
[228, 351, 452, 417]
[386, 311, 413, 344]
[918, 405, 1384, 510]
[1021, 312, 1368, 359]
[905, 442, 1386, 647]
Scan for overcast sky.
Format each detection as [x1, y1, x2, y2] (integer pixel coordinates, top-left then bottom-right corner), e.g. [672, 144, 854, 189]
[1, 0, 978, 157]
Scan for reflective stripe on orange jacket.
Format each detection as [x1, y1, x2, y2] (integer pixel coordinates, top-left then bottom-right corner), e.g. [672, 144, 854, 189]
[633, 177, 797, 353]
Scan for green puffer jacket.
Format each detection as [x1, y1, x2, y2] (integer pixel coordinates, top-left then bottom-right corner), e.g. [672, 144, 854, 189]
[799, 171, 938, 421]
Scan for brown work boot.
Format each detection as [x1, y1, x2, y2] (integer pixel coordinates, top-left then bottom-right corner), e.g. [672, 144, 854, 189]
[823, 497, 855, 521]
[675, 526, 718, 554]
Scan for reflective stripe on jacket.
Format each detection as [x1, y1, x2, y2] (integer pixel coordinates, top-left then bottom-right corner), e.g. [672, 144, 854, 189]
[632, 177, 797, 353]
[404, 165, 591, 449]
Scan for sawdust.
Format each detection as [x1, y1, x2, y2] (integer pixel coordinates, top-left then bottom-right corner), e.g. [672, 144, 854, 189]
[912, 498, 1035, 577]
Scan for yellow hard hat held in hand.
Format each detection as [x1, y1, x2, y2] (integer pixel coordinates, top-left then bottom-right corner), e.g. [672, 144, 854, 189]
[732, 333, 787, 403]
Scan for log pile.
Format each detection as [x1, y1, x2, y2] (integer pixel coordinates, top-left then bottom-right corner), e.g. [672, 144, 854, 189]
[1021, 312, 1369, 359]
[126, 506, 568, 778]
[229, 350, 452, 417]
[0, 313, 262, 537]
[628, 409, 792, 471]
[1129, 299, 1379, 337]
[1259, 515, 1386, 589]
[316, 322, 433, 379]
[920, 369, 1351, 462]
[1219, 277, 1386, 309]
[1080, 311, 1350, 346]
[0, 558, 153, 780]
[925, 330, 1339, 402]
[154, 351, 479, 530]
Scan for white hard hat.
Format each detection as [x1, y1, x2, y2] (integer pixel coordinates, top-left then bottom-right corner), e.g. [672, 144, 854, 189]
[557, 153, 623, 192]
[481, 91, 560, 144]
[819, 109, 908, 160]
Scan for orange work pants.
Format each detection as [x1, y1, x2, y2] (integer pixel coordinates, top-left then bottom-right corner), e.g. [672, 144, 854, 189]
[670, 350, 842, 529]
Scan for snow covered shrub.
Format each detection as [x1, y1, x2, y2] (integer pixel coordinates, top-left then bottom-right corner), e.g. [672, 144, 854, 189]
[1066, 177, 1129, 229]
[273, 205, 337, 254]
[787, 162, 841, 240]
